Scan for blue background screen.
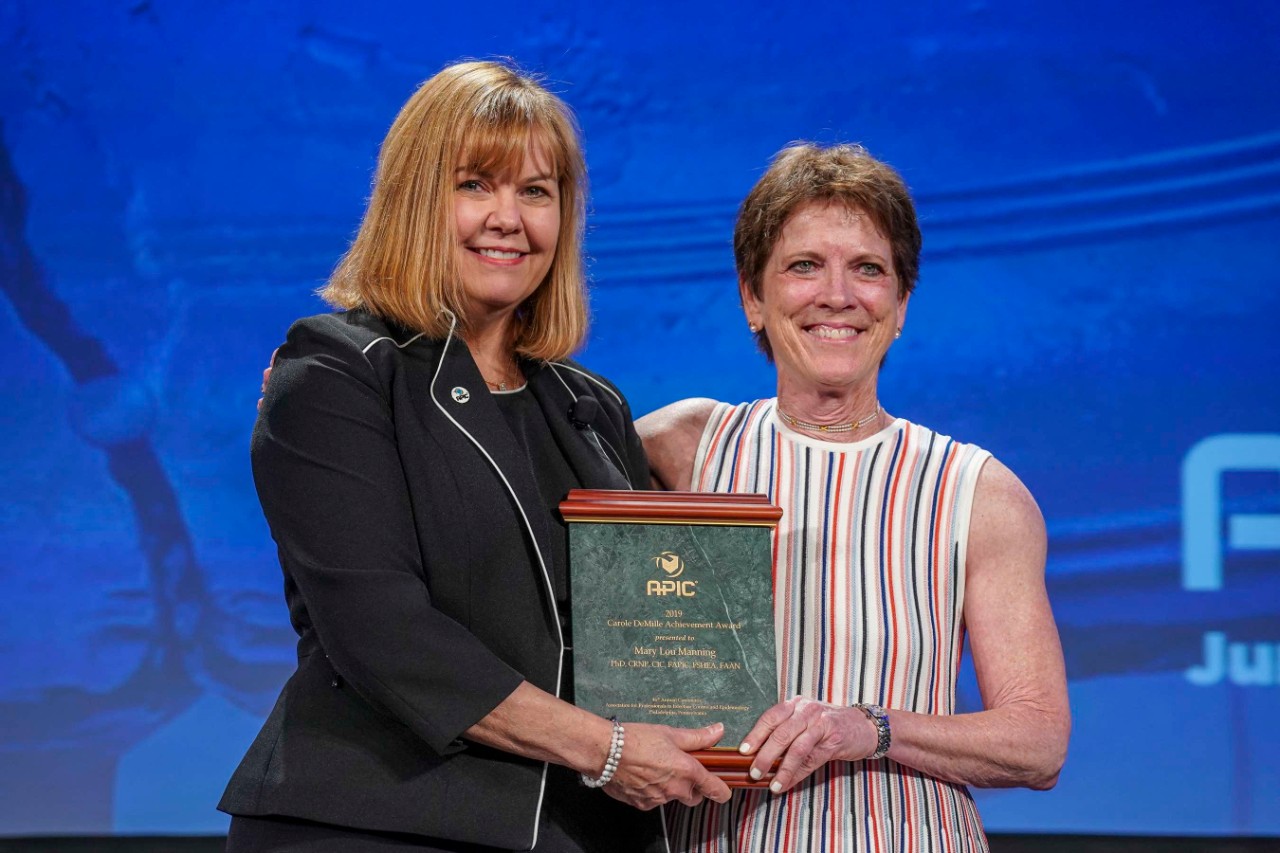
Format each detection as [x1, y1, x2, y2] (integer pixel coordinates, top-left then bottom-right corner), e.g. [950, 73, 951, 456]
[1, 1, 1277, 837]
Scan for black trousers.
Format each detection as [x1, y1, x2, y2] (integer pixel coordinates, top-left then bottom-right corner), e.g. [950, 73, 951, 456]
[227, 814, 499, 853]
[225, 765, 665, 853]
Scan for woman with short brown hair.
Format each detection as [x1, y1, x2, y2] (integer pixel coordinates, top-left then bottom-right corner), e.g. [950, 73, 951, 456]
[645, 143, 1070, 852]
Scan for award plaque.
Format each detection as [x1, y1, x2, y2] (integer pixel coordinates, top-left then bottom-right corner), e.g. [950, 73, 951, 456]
[561, 489, 782, 786]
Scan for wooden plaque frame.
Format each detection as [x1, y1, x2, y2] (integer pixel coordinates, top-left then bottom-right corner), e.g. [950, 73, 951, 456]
[562, 489, 783, 788]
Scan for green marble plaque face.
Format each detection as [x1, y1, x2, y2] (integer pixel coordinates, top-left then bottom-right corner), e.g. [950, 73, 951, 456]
[569, 522, 778, 746]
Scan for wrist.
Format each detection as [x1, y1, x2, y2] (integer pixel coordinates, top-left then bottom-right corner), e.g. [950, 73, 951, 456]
[580, 716, 625, 788]
[565, 713, 616, 776]
[853, 703, 891, 760]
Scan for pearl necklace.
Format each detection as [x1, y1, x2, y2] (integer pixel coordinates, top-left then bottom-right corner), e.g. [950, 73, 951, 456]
[778, 402, 881, 434]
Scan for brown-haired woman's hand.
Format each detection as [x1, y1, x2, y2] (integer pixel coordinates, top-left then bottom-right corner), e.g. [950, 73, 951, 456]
[257, 348, 279, 411]
[738, 696, 879, 794]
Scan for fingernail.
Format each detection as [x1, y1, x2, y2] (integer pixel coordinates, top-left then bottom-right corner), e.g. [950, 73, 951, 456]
[749, 767, 761, 780]
[738, 742, 751, 754]
[769, 781, 782, 794]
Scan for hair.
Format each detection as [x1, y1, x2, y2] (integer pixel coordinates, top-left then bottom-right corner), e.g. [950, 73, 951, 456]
[733, 142, 921, 360]
[320, 59, 588, 361]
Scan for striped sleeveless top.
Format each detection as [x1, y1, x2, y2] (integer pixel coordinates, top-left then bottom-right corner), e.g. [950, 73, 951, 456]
[665, 399, 992, 853]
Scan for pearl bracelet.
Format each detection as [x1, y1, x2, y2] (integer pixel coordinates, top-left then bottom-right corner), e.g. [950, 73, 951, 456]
[580, 716, 625, 788]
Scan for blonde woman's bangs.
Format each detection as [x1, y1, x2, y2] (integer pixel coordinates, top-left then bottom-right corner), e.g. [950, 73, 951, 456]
[459, 120, 572, 189]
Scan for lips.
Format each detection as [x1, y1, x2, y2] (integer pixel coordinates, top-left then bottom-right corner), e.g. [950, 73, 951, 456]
[803, 324, 862, 340]
[471, 247, 526, 260]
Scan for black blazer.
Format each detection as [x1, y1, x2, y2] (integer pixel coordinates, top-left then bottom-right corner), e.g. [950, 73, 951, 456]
[218, 310, 659, 849]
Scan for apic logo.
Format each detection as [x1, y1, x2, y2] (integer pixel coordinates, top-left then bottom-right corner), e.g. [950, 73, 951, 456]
[653, 550, 685, 578]
[647, 551, 696, 597]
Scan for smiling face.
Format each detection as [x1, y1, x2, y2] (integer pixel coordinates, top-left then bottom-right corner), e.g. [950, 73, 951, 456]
[742, 201, 909, 398]
[453, 139, 561, 325]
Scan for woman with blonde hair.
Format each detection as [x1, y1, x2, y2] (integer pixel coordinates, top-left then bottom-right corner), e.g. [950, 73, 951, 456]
[220, 60, 730, 852]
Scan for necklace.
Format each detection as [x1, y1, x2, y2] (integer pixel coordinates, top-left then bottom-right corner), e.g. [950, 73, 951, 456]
[480, 358, 523, 392]
[778, 402, 881, 434]
[483, 376, 520, 392]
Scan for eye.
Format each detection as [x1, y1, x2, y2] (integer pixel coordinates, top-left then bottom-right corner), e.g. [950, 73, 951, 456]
[522, 184, 554, 199]
[456, 176, 488, 192]
[857, 262, 887, 278]
[788, 259, 818, 274]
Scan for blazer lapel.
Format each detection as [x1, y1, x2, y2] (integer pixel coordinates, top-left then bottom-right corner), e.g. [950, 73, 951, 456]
[406, 336, 558, 592]
[526, 364, 633, 492]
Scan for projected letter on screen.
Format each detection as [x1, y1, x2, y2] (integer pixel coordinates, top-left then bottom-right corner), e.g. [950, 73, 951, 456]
[1182, 434, 1280, 592]
[1181, 433, 1280, 688]
[1185, 631, 1280, 687]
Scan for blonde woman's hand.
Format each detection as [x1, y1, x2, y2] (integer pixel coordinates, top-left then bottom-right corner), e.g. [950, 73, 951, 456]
[604, 721, 732, 810]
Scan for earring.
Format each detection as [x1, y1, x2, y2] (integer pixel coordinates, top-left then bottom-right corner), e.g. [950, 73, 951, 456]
[749, 323, 759, 333]
[894, 329, 902, 339]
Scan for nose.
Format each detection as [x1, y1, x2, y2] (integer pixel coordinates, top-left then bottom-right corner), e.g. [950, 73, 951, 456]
[485, 188, 522, 235]
[815, 266, 858, 311]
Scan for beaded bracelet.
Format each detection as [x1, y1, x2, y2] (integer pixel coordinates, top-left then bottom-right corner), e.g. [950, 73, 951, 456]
[580, 716, 625, 788]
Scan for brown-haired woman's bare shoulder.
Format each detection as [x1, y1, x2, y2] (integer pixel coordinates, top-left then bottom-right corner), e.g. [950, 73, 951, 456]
[636, 397, 720, 491]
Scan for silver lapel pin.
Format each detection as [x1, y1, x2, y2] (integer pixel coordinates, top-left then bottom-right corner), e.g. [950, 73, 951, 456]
[450, 386, 471, 404]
